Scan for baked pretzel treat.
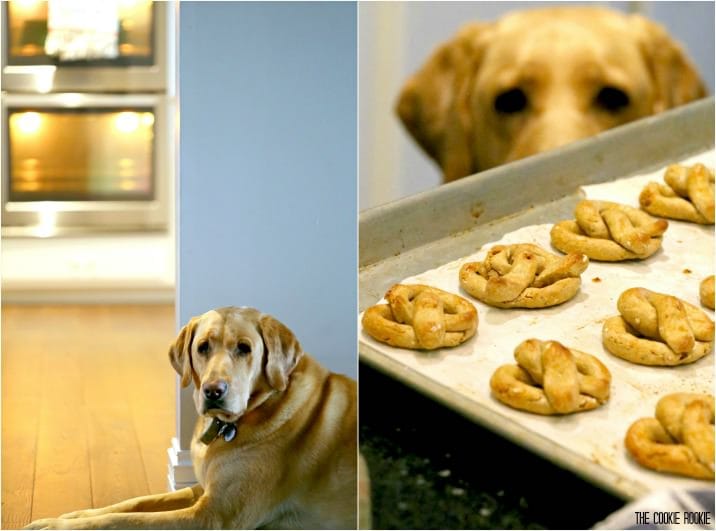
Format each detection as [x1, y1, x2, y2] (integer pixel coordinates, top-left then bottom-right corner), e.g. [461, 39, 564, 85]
[550, 200, 668, 261]
[602, 287, 714, 366]
[639, 164, 715, 224]
[459, 244, 589, 308]
[490, 339, 611, 415]
[700, 275, 715, 310]
[625, 393, 714, 479]
[362, 284, 478, 350]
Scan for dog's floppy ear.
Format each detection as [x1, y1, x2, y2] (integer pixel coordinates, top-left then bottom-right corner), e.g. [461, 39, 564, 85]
[630, 14, 706, 113]
[168, 317, 200, 388]
[396, 22, 491, 183]
[258, 314, 303, 392]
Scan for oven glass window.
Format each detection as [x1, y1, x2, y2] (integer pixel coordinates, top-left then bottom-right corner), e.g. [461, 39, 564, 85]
[8, 108, 155, 201]
[6, 0, 153, 65]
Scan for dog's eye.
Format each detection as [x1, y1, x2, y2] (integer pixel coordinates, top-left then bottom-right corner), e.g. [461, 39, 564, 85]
[236, 341, 251, 356]
[595, 86, 630, 112]
[197, 341, 210, 355]
[494, 88, 528, 114]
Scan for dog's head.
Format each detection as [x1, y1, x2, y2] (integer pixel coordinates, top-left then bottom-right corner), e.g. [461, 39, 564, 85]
[169, 307, 303, 422]
[397, 7, 706, 182]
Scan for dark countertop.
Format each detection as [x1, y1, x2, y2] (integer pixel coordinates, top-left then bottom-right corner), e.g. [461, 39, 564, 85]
[359, 363, 625, 530]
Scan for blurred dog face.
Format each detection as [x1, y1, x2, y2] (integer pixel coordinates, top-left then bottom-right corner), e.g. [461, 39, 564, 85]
[169, 307, 303, 423]
[397, 7, 706, 182]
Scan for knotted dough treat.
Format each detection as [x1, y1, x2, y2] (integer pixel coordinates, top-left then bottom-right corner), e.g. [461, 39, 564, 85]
[550, 200, 668, 261]
[700, 276, 715, 310]
[362, 284, 477, 350]
[490, 339, 611, 415]
[639, 163, 715, 224]
[459, 244, 589, 308]
[625, 393, 714, 479]
[602, 287, 714, 366]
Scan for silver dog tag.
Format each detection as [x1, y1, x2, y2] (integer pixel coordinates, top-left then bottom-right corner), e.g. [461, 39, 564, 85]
[220, 423, 237, 442]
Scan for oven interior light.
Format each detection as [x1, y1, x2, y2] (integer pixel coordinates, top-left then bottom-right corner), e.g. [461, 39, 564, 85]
[141, 113, 155, 127]
[15, 112, 42, 135]
[115, 112, 140, 133]
[20, 182, 40, 191]
[120, 179, 138, 191]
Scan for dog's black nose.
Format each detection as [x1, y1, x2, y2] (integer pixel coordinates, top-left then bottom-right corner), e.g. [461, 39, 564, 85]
[203, 380, 228, 402]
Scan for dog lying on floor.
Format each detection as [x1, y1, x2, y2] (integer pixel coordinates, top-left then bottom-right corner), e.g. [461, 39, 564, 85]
[396, 6, 706, 182]
[26, 307, 357, 530]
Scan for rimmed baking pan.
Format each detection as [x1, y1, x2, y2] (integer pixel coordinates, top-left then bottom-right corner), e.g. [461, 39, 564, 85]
[359, 97, 715, 500]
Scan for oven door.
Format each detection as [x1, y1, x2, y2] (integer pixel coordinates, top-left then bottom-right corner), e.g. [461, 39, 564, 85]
[2, 1, 168, 92]
[2, 93, 170, 236]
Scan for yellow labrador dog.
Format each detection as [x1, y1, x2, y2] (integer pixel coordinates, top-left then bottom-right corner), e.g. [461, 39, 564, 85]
[27, 307, 357, 529]
[397, 7, 706, 182]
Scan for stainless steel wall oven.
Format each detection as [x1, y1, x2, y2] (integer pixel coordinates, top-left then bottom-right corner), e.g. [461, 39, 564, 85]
[1, 0, 173, 236]
[2, 93, 170, 236]
[2, 0, 167, 92]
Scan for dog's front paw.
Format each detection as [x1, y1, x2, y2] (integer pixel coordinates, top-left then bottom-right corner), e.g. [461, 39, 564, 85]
[58, 509, 95, 519]
[24, 518, 63, 530]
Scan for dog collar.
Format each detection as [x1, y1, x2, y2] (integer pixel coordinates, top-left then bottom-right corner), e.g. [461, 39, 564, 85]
[200, 417, 237, 444]
[199, 390, 276, 445]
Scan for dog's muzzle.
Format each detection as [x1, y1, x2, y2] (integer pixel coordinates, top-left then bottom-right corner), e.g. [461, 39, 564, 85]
[202, 379, 229, 410]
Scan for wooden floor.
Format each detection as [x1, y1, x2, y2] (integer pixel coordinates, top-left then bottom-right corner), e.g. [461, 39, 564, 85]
[1, 304, 176, 529]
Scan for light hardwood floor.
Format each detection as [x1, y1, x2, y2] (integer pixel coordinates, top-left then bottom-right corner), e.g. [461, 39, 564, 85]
[2, 304, 176, 529]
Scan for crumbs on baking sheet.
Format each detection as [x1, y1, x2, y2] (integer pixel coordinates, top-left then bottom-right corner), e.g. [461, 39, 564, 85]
[592, 277, 602, 283]
[471, 203, 485, 219]
[683, 268, 692, 274]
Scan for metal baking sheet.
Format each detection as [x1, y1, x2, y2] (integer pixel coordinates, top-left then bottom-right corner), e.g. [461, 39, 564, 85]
[359, 98, 715, 500]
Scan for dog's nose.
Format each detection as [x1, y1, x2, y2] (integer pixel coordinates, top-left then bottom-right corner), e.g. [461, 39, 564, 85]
[203, 380, 228, 402]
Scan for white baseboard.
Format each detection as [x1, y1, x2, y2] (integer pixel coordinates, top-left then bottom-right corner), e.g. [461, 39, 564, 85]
[166, 437, 197, 491]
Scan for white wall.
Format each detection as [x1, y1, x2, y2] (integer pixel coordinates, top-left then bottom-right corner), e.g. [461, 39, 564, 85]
[359, 1, 715, 210]
[0, 234, 175, 303]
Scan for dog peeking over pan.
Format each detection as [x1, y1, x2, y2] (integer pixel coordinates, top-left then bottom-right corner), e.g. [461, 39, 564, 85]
[26, 307, 357, 530]
[396, 7, 706, 183]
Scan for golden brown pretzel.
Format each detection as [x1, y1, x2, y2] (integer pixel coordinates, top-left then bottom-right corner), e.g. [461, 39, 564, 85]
[459, 244, 589, 308]
[362, 284, 478, 350]
[602, 287, 714, 366]
[639, 164, 715, 224]
[700, 275, 715, 310]
[490, 339, 611, 415]
[550, 200, 668, 261]
[625, 393, 714, 479]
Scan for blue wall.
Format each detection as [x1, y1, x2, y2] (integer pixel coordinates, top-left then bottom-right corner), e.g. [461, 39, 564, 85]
[178, 2, 357, 377]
